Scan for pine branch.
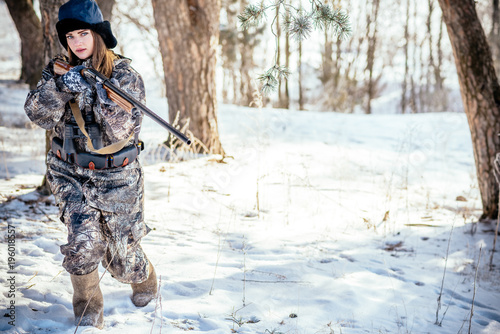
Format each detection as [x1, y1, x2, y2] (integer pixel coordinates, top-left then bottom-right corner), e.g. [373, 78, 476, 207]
[330, 9, 352, 40]
[237, 3, 267, 29]
[288, 15, 312, 41]
[239, 0, 351, 94]
[258, 65, 291, 93]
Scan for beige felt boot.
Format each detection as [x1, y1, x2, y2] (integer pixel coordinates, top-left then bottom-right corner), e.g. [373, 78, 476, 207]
[131, 261, 157, 307]
[70, 269, 104, 329]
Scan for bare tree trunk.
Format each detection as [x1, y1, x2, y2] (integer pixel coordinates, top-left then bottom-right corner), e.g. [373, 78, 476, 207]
[401, 0, 411, 114]
[409, 75, 417, 113]
[239, 36, 254, 106]
[365, 0, 380, 114]
[348, 34, 362, 113]
[219, 1, 238, 104]
[493, 0, 500, 36]
[332, 0, 341, 90]
[275, 5, 283, 108]
[298, 36, 304, 111]
[152, 0, 224, 155]
[237, 0, 255, 106]
[425, 0, 434, 112]
[238, 1, 258, 108]
[437, 0, 500, 220]
[95, 0, 115, 22]
[5, 0, 43, 89]
[239, 35, 256, 106]
[409, 0, 418, 113]
[237, 0, 249, 105]
[322, 29, 333, 85]
[428, 0, 445, 92]
[37, 0, 66, 195]
[284, 20, 290, 109]
[40, 0, 66, 64]
[489, 0, 500, 77]
[424, 0, 447, 113]
[232, 70, 238, 105]
[419, 41, 428, 113]
[221, 69, 229, 103]
[436, 17, 445, 90]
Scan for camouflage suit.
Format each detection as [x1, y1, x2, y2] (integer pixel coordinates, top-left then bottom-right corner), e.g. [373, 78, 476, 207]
[25, 55, 150, 283]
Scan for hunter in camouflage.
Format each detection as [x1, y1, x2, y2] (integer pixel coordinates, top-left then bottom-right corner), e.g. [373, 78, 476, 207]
[25, 53, 151, 283]
[26, 1, 158, 327]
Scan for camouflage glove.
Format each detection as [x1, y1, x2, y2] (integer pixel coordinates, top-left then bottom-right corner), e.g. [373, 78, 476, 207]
[61, 65, 91, 93]
[96, 79, 119, 106]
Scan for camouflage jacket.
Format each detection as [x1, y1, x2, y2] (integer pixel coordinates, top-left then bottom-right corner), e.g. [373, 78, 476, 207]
[25, 54, 145, 153]
[25, 55, 148, 226]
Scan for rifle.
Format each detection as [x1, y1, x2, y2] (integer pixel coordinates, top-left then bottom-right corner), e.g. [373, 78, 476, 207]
[54, 60, 191, 145]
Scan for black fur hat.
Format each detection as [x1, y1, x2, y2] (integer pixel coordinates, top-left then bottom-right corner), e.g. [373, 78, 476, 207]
[56, 0, 117, 49]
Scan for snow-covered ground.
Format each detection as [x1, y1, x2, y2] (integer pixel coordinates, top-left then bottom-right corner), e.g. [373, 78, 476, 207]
[1, 0, 500, 332]
[1, 78, 500, 334]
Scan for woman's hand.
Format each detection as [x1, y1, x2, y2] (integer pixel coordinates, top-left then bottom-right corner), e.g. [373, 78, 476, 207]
[61, 65, 91, 93]
[96, 79, 119, 106]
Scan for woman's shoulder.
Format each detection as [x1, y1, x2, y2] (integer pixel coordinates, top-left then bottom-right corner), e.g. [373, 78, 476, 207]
[112, 54, 142, 79]
[111, 55, 145, 96]
[113, 54, 133, 70]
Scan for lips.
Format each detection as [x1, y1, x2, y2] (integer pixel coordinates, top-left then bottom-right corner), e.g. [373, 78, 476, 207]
[76, 48, 86, 53]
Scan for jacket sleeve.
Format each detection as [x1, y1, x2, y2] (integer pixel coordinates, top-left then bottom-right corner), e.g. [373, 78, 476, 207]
[24, 58, 75, 130]
[96, 64, 146, 143]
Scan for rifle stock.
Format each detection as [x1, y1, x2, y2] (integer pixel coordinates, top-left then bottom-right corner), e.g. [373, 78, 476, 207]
[53, 60, 72, 75]
[53, 60, 191, 145]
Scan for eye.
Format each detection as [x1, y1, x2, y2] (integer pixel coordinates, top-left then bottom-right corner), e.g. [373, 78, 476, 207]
[81, 32, 88, 36]
[66, 35, 73, 39]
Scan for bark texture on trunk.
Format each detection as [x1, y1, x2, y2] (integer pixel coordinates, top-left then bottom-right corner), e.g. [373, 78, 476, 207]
[5, 0, 43, 89]
[152, 0, 224, 155]
[438, 0, 500, 220]
[40, 0, 66, 65]
[95, 0, 115, 22]
[365, 0, 380, 115]
[490, 0, 500, 78]
[38, 0, 66, 195]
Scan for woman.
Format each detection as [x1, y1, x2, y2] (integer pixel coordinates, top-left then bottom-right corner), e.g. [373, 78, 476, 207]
[24, 0, 157, 329]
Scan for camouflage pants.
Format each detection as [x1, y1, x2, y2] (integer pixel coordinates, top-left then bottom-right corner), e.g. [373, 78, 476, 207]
[46, 151, 150, 283]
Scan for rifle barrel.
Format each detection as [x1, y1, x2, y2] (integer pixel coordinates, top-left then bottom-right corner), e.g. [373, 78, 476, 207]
[83, 68, 191, 146]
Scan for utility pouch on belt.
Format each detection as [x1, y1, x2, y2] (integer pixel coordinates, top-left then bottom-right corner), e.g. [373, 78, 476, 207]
[51, 99, 144, 170]
[52, 137, 143, 169]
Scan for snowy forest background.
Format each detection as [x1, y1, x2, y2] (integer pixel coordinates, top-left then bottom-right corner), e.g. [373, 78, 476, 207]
[2, 0, 499, 113]
[2, 0, 500, 333]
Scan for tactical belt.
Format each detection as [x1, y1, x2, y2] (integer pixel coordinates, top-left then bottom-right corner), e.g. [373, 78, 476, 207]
[51, 137, 143, 170]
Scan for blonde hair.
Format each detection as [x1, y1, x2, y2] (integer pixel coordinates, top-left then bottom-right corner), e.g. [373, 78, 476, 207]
[68, 31, 116, 78]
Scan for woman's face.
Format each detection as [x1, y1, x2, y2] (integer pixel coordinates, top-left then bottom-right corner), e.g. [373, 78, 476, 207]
[66, 29, 94, 60]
